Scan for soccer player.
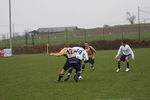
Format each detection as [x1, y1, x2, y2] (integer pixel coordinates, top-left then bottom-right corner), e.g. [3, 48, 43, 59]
[82, 42, 96, 71]
[115, 41, 135, 72]
[64, 46, 89, 81]
[50, 47, 81, 82]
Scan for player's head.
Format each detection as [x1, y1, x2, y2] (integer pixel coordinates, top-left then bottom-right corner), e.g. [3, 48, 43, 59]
[84, 42, 89, 48]
[121, 40, 126, 46]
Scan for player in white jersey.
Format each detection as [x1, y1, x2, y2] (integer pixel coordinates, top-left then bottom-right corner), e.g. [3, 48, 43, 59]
[64, 46, 89, 81]
[73, 46, 89, 61]
[115, 41, 135, 72]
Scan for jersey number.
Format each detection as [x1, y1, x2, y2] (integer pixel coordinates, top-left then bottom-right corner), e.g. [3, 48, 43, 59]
[66, 49, 73, 54]
[77, 49, 83, 55]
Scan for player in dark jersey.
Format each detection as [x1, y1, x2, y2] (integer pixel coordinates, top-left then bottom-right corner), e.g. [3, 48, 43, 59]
[64, 46, 88, 81]
[50, 47, 81, 82]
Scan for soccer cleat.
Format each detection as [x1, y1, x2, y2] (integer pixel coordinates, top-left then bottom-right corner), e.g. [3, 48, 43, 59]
[116, 68, 120, 72]
[92, 67, 95, 71]
[74, 77, 78, 82]
[125, 68, 130, 72]
[73, 76, 78, 82]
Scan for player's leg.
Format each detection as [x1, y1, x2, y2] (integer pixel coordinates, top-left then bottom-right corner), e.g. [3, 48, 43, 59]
[91, 59, 95, 71]
[89, 58, 95, 71]
[64, 67, 73, 81]
[116, 54, 126, 72]
[74, 70, 81, 82]
[116, 59, 121, 72]
[117, 59, 121, 69]
[56, 69, 66, 82]
[81, 60, 88, 72]
[125, 56, 130, 72]
[74, 60, 82, 82]
[56, 60, 69, 82]
[81, 64, 85, 72]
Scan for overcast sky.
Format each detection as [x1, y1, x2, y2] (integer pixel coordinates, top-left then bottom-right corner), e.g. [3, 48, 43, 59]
[0, 0, 150, 36]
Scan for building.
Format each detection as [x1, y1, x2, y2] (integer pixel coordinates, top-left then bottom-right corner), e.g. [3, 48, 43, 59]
[37, 26, 78, 33]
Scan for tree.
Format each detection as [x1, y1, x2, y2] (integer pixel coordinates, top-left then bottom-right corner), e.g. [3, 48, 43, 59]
[24, 30, 29, 45]
[126, 12, 136, 24]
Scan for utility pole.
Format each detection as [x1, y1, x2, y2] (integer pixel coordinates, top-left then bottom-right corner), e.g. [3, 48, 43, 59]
[9, 0, 12, 49]
[138, 6, 141, 40]
[13, 24, 15, 39]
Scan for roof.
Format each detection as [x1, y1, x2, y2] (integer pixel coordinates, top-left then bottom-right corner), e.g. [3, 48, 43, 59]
[37, 26, 78, 33]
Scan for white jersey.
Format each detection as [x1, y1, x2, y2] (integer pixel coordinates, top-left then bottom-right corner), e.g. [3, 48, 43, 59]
[73, 47, 89, 61]
[115, 44, 134, 59]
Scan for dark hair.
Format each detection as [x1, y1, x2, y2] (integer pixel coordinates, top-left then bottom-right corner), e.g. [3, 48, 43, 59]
[122, 40, 126, 44]
[84, 41, 88, 44]
[81, 46, 85, 49]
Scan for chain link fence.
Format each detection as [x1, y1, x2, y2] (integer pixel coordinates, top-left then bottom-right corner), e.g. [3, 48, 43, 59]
[0, 24, 150, 48]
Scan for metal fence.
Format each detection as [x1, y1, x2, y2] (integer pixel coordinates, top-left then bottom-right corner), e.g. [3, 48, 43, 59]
[0, 24, 150, 48]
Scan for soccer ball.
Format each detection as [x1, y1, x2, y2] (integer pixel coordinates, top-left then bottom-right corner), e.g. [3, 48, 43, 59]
[78, 76, 83, 80]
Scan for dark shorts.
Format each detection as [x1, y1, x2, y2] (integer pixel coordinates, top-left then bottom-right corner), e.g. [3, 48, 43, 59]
[120, 54, 131, 62]
[74, 59, 81, 71]
[85, 58, 95, 65]
[63, 57, 81, 71]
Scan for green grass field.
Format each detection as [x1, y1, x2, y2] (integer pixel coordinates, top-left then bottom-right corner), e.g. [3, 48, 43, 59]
[0, 48, 150, 100]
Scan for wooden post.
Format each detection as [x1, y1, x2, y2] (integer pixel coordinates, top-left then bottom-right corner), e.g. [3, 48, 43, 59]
[47, 43, 49, 54]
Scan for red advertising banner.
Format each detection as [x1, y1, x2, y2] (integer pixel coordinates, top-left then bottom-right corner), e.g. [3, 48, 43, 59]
[0, 49, 4, 57]
[0, 49, 12, 58]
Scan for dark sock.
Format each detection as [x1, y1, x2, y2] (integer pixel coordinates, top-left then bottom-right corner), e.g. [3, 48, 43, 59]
[57, 74, 64, 82]
[73, 74, 76, 79]
[91, 64, 94, 68]
[68, 69, 73, 75]
[82, 65, 85, 70]
[127, 62, 129, 68]
[75, 72, 81, 79]
[118, 61, 121, 69]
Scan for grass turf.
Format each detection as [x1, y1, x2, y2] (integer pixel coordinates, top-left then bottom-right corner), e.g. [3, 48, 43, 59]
[0, 48, 150, 100]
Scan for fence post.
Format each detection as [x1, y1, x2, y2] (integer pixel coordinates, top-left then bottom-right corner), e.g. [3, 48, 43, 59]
[32, 34, 34, 45]
[25, 32, 28, 46]
[121, 26, 124, 40]
[48, 31, 50, 44]
[84, 30, 87, 42]
[102, 28, 104, 40]
[47, 43, 49, 54]
[65, 29, 68, 43]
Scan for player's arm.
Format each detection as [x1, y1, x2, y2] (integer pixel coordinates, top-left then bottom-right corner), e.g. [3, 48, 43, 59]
[128, 45, 135, 60]
[50, 53, 61, 56]
[50, 48, 65, 57]
[115, 46, 122, 59]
